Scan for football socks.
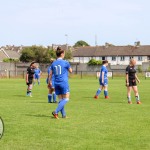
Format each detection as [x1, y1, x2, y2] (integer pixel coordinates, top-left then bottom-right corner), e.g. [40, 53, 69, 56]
[48, 94, 52, 103]
[104, 90, 108, 97]
[135, 95, 140, 102]
[96, 88, 101, 96]
[55, 98, 69, 115]
[53, 92, 57, 102]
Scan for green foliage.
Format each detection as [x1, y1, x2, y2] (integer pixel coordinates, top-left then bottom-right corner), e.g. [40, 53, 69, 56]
[20, 47, 35, 62]
[20, 46, 72, 63]
[74, 40, 90, 47]
[88, 58, 102, 65]
[147, 66, 150, 71]
[64, 50, 72, 60]
[3, 58, 19, 62]
[137, 65, 142, 73]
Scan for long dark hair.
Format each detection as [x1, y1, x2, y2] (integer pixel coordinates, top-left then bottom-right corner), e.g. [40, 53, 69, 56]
[102, 60, 108, 65]
[30, 61, 36, 66]
[56, 47, 64, 57]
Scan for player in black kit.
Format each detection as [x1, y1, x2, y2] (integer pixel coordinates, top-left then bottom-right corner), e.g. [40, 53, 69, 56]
[26, 62, 36, 97]
[126, 59, 141, 104]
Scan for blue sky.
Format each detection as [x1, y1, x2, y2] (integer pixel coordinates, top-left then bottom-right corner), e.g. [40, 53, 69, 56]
[0, 0, 150, 46]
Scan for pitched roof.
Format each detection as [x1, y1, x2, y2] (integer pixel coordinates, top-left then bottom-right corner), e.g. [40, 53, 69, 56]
[0, 51, 7, 62]
[72, 45, 150, 57]
[4, 50, 20, 59]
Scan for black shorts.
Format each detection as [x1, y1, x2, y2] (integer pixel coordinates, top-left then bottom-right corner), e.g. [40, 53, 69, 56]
[27, 78, 33, 85]
[129, 79, 137, 86]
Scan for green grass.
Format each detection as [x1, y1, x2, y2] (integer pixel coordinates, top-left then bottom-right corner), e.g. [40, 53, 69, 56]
[0, 78, 150, 150]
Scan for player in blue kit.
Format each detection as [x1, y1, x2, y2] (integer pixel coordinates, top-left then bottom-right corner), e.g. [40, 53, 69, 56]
[94, 60, 109, 99]
[34, 65, 42, 85]
[47, 59, 57, 103]
[48, 47, 72, 119]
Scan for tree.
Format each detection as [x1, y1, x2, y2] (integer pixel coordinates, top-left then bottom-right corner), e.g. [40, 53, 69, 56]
[64, 50, 72, 60]
[20, 47, 35, 62]
[43, 49, 56, 63]
[20, 46, 72, 63]
[74, 40, 90, 47]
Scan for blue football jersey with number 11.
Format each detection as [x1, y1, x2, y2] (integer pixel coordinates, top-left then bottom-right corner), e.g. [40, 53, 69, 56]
[51, 58, 71, 83]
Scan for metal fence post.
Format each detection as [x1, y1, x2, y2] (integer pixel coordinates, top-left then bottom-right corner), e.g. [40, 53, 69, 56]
[23, 71, 24, 79]
[9, 71, 11, 79]
[81, 71, 83, 79]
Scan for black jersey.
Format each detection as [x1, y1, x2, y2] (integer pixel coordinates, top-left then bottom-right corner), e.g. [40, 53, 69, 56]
[27, 67, 35, 79]
[126, 65, 136, 80]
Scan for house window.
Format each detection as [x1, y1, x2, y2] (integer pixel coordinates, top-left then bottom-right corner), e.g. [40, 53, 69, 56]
[138, 56, 143, 61]
[130, 56, 134, 60]
[112, 56, 116, 61]
[102, 56, 105, 60]
[120, 56, 125, 61]
[80, 57, 84, 63]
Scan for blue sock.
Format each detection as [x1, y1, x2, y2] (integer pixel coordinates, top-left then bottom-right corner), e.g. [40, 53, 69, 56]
[48, 94, 52, 103]
[96, 89, 101, 96]
[61, 107, 66, 117]
[53, 92, 57, 102]
[104, 90, 108, 97]
[55, 98, 69, 114]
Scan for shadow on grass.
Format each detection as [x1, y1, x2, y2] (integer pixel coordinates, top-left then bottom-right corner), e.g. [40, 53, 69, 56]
[82, 97, 94, 99]
[13, 95, 27, 97]
[107, 101, 124, 104]
[25, 114, 62, 119]
[25, 114, 50, 118]
[30, 101, 47, 104]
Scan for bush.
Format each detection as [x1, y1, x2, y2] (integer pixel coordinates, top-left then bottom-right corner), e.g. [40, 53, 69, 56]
[3, 58, 19, 62]
[88, 59, 102, 65]
[147, 66, 150, 72]
[137, 65, 142, 73]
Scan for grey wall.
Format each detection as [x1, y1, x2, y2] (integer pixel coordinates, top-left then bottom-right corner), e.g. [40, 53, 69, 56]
[0, 62, 150, 75]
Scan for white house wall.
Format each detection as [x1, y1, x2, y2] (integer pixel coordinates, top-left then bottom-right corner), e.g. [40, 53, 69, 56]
[72, 56, 148, 65]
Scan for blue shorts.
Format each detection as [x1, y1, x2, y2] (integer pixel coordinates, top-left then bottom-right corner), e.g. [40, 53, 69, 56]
[46, 78, 55, 88]
[34, 74, 40, 79]
[55, 83, 70, 95]
[99, 78, 108, 86]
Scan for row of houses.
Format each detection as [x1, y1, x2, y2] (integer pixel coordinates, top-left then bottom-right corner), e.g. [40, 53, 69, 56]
[0, 45, 21, 62]
[0, 43, 150, 66]
[72, 44, 150, 65]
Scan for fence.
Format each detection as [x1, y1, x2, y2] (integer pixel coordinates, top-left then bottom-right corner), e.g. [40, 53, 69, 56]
[0, 70, 149, 79]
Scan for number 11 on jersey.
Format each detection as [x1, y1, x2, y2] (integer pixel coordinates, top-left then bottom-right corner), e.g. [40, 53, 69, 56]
[55, 65, 62, 75]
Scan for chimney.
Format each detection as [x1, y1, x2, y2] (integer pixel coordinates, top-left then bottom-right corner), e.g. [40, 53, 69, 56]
[134, 41, 140, 47]
[105, 42, 109, 48]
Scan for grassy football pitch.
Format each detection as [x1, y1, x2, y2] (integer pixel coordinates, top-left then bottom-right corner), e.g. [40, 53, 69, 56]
[0, 77, 150, 150]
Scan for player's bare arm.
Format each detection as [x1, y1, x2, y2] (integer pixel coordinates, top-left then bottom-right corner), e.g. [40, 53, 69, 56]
[68, 68, 72, 73]
[102, 72, 104, 84]
[135, 74, 140, 83]
[26, 74, 29, 83]
[48, 70, 53, 88]
[126, 74, 129, 86]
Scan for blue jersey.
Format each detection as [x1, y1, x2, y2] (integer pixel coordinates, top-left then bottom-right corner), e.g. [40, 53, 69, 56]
[34, 68, 41, 75]
[50, 58, 71, 84]
[100, 65, 108, 80]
